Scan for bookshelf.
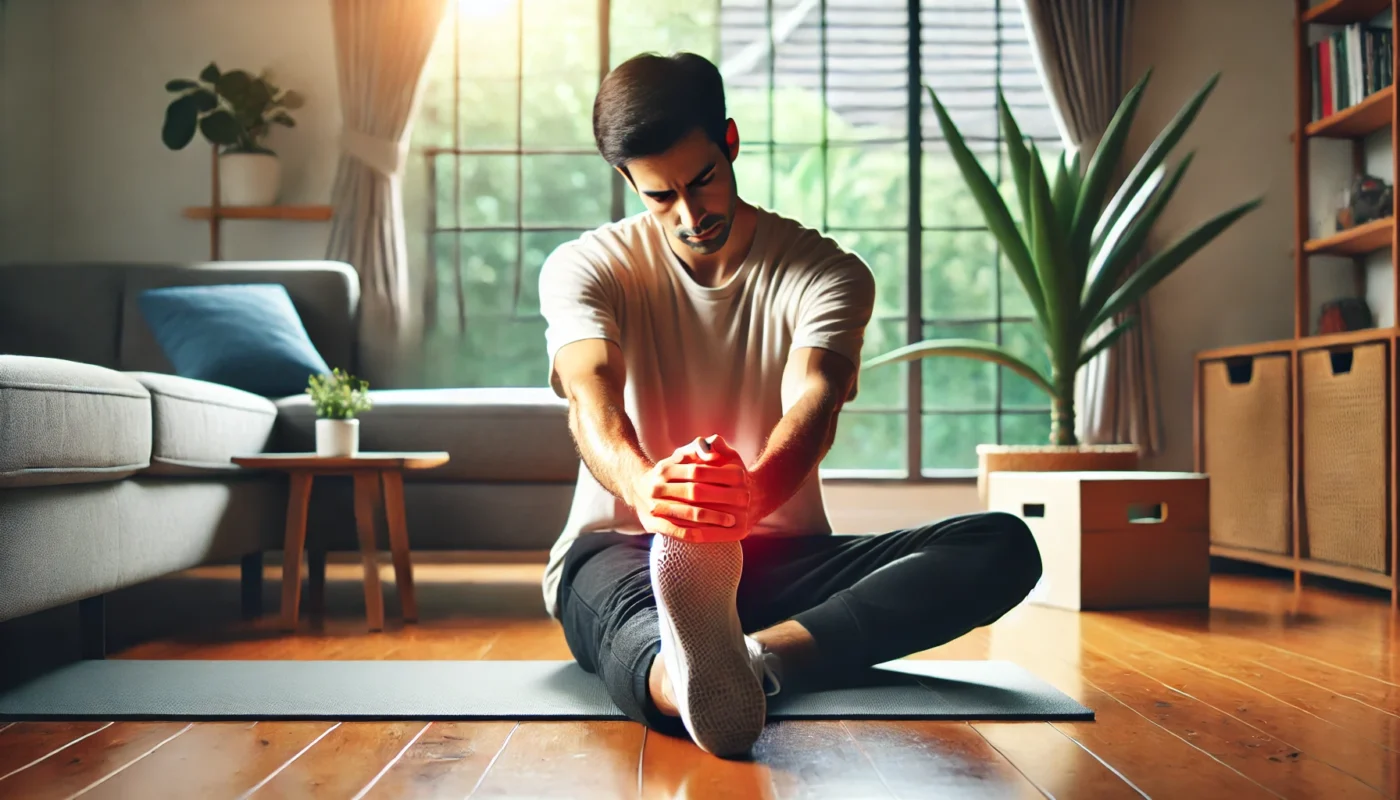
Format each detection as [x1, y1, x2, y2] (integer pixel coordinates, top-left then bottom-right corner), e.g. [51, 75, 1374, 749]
[1195, 0, 1399, 602]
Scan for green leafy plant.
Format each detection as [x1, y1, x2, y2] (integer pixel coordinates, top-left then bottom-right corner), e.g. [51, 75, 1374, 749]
[307, 369, 373, 420]
[161, 62, 305, 155]
[863, 69, 1263, 446]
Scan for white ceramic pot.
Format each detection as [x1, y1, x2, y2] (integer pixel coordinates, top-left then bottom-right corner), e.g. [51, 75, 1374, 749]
[316, 418, 360, 458]
[219, 152, 281, 206]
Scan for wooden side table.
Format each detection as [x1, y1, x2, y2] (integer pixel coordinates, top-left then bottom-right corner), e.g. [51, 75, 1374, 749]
[231, 452, 449, 632]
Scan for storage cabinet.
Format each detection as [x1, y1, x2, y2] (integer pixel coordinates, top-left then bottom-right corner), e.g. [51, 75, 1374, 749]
[1200, 353, 1293, 555]
[1300, 342, 1390, 572]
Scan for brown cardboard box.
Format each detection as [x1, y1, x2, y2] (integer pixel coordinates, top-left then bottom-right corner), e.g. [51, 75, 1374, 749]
[988, 471, 1211, 611]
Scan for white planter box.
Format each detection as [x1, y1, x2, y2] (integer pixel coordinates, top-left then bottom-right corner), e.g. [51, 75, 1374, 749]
[988, 470, 1211, 611]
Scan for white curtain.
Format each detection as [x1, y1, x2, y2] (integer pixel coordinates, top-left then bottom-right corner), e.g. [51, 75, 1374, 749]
[1022, 0, 1161, 455]
[326, 0, 449, 385]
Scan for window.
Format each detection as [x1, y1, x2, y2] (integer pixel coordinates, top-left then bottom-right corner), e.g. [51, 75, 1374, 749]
[406, 0, 1062, 476]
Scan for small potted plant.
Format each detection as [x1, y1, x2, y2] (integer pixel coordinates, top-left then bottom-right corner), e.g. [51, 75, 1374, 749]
[161, 62, 305, 205]
[307, 369, 372, 457]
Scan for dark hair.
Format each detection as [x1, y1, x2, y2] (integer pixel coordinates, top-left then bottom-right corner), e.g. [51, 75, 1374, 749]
[593, 52, 728, 168]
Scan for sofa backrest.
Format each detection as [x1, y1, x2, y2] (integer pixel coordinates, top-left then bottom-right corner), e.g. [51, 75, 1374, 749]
[0, 260, 361, 375]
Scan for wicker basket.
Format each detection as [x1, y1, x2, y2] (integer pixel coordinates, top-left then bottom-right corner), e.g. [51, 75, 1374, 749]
[1202, 354, 1292, 554]
[1300, 342, 1389, 572]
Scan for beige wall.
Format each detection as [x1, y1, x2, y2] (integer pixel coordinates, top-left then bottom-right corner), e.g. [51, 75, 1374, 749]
[1125, 0, 1298, 472]
[0, 0, 340, 263]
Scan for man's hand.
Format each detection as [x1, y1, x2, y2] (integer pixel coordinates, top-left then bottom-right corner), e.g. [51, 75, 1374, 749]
[629, 437, 751, 543]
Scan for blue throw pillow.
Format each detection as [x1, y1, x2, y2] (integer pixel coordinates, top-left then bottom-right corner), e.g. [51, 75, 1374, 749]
[138, 283, 332, 397]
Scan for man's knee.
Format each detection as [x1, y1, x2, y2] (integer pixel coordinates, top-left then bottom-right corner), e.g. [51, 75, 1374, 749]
[971, 511, 1043, 599]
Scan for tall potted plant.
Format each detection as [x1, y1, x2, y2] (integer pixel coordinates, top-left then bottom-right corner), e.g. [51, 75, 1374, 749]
[864, 69, 1262, 503]
[161, 62, 305, 206]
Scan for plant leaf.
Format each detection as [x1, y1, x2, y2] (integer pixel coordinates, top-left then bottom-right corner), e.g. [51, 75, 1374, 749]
[199, 62, 220, 84]
[926, 84, 1048, 328]
[998, 89, 1032, 226]
[161, 94, 200, 150]
[863, 337, 1055, 397]
[1089, 195, 1263, 332]
[280, 90, 306, 110]
[1027, 141, 1075, 361]
[165, 79, 200, 93]
[198, 109, 243, 146]
[271, 112, 296, 128]
[1071, 68, 1151, 264]
[1052, 150, 1075, 231]
[214, 69, 254, 105]
[1095, 72, 1220, 248]
[1081, 156, 1187, 325]
[1078, 315, 1137, 369]
[189, 88, 219, 113]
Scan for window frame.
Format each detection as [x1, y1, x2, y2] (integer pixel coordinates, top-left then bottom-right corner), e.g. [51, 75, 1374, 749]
[423, 0, 1062, 481]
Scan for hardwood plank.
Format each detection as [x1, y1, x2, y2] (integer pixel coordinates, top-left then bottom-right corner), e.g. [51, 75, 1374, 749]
[640, 728, 776, 799]
[246, 722, 427, 798]
[841, 720, 1045, 799]
[945, 617, 1282, 799]
[71, 721, 336, 799]
[1080, 618, 1395, 795]
[361, 722, 516, 799]
[970, 722, 1145, 799]
[468, 721, 645, 798]
[751, 721, 896, 799]
[0, 722, 112, 780]
[0, 722, 188, 799]
[1096, 613, 1400, 756]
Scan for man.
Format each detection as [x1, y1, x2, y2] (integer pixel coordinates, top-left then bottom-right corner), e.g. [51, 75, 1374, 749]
[539, 51, 1042, 757]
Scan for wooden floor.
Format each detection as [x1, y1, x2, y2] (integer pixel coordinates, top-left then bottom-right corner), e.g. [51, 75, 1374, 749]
[2, 559, 1400, 799]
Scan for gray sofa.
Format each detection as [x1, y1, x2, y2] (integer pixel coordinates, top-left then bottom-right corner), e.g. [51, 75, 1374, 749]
[0, 260, 579, 652]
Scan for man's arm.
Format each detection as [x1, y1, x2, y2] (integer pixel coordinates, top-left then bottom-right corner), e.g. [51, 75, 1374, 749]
[553, 338, 748, 540]
[747, 346, 857, 523]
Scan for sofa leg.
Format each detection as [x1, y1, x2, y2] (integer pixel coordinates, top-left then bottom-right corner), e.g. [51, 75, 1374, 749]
[79, 594, 106, 660]
[241, 552, 264, 620]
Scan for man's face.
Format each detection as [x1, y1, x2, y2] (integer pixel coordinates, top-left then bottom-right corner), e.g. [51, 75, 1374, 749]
[621, 125, 739, 256]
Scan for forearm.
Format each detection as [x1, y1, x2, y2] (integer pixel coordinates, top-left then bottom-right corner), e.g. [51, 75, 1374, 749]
[566, 375, 652, 508]
[749, 383, 844, 523]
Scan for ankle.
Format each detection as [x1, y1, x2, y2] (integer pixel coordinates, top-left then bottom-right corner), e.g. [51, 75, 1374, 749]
[648, 653, 680, 717]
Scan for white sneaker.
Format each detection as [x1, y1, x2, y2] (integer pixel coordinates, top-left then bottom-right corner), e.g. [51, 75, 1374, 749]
[651, 535, 767, 757]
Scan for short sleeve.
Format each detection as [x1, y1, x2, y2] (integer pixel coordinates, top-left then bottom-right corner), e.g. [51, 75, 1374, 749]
[791, 253, 876, 370]
[538, 240, 622, 396]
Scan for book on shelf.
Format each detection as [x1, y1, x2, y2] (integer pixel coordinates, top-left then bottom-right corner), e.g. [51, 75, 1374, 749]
[1311, 21, 1393, 121]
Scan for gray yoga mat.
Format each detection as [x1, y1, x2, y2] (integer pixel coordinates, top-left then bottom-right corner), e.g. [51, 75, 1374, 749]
[0, 659, 1092, 721]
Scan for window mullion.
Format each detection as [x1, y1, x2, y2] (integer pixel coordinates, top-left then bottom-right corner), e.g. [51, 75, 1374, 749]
[905, 0, 923, 479]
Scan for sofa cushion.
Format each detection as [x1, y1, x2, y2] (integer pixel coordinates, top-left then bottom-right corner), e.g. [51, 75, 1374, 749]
[274, 387, 577, 482]
[126, 372, 278, 476]
[0, 356, 151, 487]
[136, 283, 332, 397]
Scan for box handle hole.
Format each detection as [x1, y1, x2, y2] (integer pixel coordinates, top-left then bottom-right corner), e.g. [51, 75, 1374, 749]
[1225, 357, 1254, 384]
[1022, 503, 1045, 518]
[1330, 349, 1354, 375]
[1128, 503, 1166, 524]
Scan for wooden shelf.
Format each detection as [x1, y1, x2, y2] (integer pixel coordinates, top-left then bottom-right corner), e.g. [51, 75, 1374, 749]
[1296, 326, 1395, 349]
[1302, 0, 1391, 24]
[1306, 85, 1394, 139]
[1211, 546, 1393, 589]
[182, 205, 333, 221]
[1304, 215, 1394, 256]
[1197, 339, 1297, 361]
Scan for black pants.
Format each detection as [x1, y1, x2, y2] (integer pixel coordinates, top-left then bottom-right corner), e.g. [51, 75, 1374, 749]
[555, 511, 1043, 732]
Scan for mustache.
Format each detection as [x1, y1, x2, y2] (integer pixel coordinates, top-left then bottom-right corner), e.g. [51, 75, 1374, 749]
[678, 215, 726, 238]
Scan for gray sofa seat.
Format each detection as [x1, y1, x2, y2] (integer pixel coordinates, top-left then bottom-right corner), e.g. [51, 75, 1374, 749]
[125, 372, 277, 476]
[274, 387, 577, 482]
[0, 355, 152, 487]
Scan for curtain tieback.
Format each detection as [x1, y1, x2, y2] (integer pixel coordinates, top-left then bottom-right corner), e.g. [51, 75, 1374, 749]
[340, 128, 408, 177]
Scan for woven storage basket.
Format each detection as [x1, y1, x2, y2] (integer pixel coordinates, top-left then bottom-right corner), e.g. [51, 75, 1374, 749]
[1301, 342, 1389, 572]
[1202, 354, 1292, 554]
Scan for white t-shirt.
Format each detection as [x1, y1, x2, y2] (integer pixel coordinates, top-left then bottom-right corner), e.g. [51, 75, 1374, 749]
[537, 205, 876, 618]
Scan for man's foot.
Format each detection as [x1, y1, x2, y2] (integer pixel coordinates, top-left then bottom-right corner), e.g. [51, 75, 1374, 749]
[651, 534, 770, 756]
